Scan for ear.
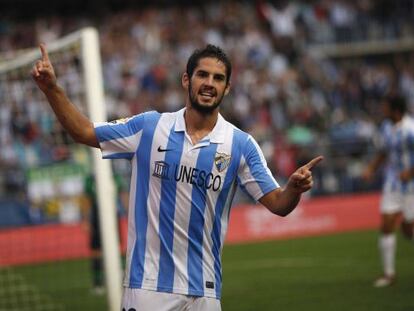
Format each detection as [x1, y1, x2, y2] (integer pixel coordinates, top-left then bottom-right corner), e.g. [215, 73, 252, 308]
[182, 72, 189, 90]
[224, 81, 231, 96]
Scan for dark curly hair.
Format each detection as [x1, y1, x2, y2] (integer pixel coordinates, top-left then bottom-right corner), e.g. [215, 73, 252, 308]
[186, 44, 232, 85]
[385, 95, 407, 115]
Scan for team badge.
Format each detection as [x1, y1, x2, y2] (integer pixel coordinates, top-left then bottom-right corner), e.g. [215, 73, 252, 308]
[214, 152, 231, 172]
[109, 117, 131, 124]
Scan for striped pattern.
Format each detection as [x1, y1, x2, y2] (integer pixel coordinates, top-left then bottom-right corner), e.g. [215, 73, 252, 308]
[94, 108, 279, 299]
[378, 116, 414, 194]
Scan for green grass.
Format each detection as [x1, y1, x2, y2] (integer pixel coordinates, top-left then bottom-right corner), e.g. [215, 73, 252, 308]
[221, 230, 414, 311]
[0, 258, 107, 310]
[1, 230, 413, 310]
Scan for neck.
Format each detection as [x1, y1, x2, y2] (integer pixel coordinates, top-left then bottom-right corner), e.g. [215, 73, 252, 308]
[184, 103, 219, 144]
[184, 103, 219, 132]
[392, 113, 404, 124]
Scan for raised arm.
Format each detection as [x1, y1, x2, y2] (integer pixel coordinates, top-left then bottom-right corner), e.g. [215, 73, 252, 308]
[31, 43, 99, 148]
[259, 156, 323, 216]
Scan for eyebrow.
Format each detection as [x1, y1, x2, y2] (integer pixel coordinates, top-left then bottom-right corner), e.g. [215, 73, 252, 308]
[196, 69, 226, 80]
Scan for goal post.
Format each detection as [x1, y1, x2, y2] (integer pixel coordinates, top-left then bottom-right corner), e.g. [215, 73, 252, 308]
[0, 27, 122, 311]
[80, 27, 123, 311]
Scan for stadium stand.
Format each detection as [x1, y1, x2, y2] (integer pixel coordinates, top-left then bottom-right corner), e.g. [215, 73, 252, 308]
[1, 2, 414, 310]
[0, 0, 413, 219]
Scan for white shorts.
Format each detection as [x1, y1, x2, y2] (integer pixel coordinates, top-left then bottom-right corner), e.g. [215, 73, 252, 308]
[380, 192, 414, 221]
[121, 288, 221, 311]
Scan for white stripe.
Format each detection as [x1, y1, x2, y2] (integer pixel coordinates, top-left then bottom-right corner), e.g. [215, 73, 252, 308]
[141, 115, 171, 289]
[220, 181, 237, 248]
[201, 131, 235, 297]
[239, 154, 264, 200]
[172, 140, 199, 294]
[100, 131, 143, 157]
[249, 136, 278, 186]
[202, 186, 218, 297]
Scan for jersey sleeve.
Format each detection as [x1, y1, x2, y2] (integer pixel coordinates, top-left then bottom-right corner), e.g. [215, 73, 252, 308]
[94, 114, 145, 159]
[237, 135, 279, 201]
[405, 120, 414, 168]
[375, 121, 391, 153]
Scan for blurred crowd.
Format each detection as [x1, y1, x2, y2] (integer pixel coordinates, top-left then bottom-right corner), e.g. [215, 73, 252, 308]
[1, 0, 414, 199]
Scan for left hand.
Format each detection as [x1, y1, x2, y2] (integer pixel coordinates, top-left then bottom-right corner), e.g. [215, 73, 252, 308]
[31, 43, 57, 92]
[287, 156, 323, 194]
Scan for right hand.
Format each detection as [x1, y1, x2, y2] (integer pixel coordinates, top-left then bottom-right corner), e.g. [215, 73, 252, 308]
[286, 156, 323, 194]
[31, 43, 57, 92]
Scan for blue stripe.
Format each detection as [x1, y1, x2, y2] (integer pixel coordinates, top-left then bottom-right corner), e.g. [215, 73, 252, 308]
[187, 144, 218, 296]
[398, 131, 412, 193]
[157, 125, 185, 291]
[211, 128, 244, 298]
[95, 114, 145, 142]
[243, 137, 277, 195]
[102, 152, 135, 160]
[129, 111, 161, 287]
[408, 133, 414, 193]
[397, 131, 405, 193]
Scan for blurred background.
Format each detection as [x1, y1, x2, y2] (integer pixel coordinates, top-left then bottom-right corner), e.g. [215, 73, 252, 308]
[0, 0, 414, 310]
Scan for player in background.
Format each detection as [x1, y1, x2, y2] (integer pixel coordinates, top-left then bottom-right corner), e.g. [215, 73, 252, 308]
[363, 95, 414, 287]
[82, 173, 105, 295]
[32, 43, 322, 311]
[82, 171, 129, 295]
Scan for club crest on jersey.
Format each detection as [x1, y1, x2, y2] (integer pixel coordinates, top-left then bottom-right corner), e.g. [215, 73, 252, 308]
[109, 117, 131, 125]
[215, 152, 231, 172]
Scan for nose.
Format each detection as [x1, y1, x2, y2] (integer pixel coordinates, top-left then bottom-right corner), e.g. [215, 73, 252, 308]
[205, 74, 214, 86]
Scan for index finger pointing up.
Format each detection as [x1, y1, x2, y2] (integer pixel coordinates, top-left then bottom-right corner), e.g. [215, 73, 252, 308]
[39, 43, 49, 62]
[304, 155, 324, 170]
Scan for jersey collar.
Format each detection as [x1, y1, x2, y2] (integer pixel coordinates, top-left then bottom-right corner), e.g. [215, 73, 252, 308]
[174, 108, 226, 144]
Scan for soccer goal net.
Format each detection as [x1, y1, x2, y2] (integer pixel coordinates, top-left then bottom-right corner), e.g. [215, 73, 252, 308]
[0, 27, 122, 311]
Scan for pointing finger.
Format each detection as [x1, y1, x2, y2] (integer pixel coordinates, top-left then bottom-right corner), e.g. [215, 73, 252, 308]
[39, 43, 49, 62]
[35, 60, 43, 70]
[304, 155, 323, 170]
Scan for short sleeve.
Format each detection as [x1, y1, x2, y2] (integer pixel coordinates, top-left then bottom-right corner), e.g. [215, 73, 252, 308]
[237, 135, 279, 201]
[94, 114, 145, 160]
[375, 121, 391, 153]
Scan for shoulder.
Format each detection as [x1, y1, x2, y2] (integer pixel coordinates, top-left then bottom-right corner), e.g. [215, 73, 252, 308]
[142, 110, 162, 120]
[106, 110, 160, 125]
[379, 120, 392, 134]
[226, 122, 258, 154]
[220, 116, 250, 142]
[403, 116, 414, 129]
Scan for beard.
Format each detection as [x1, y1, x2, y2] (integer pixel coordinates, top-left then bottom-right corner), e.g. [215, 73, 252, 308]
[188, 81, 225, 114]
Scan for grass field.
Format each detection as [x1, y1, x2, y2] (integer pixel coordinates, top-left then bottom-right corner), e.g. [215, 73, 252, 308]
[1, 230, 413, 311]
[222, 230, 414, 311]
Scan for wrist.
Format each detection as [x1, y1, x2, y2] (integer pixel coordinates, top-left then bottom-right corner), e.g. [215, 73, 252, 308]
[42, 82, 62, 95]
[285, 183, 303, 196]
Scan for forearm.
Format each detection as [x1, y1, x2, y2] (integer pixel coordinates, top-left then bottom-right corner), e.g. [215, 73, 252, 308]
[259, 187, 301, 217]
[368, 153, 387, 173]
[259, 156, 323, 216]
[43, 84, 99, 147]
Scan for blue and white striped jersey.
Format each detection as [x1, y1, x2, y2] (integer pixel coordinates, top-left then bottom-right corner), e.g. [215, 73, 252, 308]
[94, 108, 279, 299]
[378, 115, 414, 194]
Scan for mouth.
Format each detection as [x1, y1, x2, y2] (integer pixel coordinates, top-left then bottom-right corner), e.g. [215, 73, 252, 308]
[199, 90, 216, 101]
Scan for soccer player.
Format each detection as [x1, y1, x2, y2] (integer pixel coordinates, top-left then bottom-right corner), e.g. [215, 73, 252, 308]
[83, 173, 105, 295]
[363, 95, 414, 287]
[32, 43, 322, 310]
[83, 172, 128, 295]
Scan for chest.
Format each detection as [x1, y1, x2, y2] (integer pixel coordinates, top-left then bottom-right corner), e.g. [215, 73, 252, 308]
[147, 130, 234, 193]
[384, 128, 414, 155]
